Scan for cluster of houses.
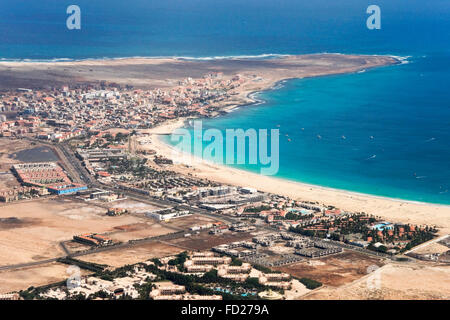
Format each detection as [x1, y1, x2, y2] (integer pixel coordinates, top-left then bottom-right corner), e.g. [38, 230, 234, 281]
[0, 72, 246, 140]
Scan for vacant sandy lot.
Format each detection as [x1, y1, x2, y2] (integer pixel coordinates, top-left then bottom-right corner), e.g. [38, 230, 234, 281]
[163, 214, 220, 229]
[98, 199, 161, 215]
[0, 54, 396, 90]
[0, 171, 21, 190]
[303, 262, 450, 300]
[274, 251, 385, 287]
[0, 138, 34, 189]
[0, 198, 153, 265]
[0, 262, 89, 294]
[107, 222, 176, 242]
[0, 138, 31, 168]
[78, 241, 183, 267]
[167, 230, 253, 251]
[412, 242, 450, 255]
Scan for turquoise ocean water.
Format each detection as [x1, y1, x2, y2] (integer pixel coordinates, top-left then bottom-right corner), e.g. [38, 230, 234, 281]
[1, 0, 449, 203]
[164, 55, 450, 204]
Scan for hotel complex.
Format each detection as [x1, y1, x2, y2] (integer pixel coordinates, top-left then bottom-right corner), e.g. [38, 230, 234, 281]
[12, 162, 87, 195]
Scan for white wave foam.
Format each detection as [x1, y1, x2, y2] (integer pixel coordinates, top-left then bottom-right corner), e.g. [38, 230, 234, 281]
[176, 53, 291, 61]
[0, 53, 292, 63]
[0, 52, 416, 64]
[389, 55, 412, 64]
[315, 52, 413, 65]
[0, 57, 74, 63]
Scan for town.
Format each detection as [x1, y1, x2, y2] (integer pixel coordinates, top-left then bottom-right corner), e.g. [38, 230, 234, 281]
[1, 72, 449, 301]
[0, 72, 245, 137]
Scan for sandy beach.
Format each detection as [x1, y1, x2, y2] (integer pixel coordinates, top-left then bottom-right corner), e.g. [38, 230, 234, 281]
[141, 117, 450, 236]
[35, 53, 435, 235]
[5, 52, 448, 232]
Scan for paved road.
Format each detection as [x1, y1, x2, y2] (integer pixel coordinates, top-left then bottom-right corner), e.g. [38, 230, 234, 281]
[0, 229, 189, 272]
[1, 139, 396, 272]
[0, 258, 60, 272]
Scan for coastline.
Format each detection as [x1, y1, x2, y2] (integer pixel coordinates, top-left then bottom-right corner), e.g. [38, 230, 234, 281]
[203, 70, 450, 207]
[136, 55, 450, 235]
[0, 53, 399, 91]
[217, 54, 403, 115]
[5, 52, 448, 231]
[143, 121, 450, 234]
[0, 52, 404, 63]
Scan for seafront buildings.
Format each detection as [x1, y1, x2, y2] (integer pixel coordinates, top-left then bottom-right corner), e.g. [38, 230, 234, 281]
[0, 73, 245, 139]
[0, 71, 444, 300]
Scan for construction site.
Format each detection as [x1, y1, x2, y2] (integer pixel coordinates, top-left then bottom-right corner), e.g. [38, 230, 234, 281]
[275, 251, 386, 288]
[212, 232, 344, 268]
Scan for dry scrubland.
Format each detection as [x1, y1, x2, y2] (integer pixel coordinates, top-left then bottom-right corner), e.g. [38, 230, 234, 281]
[0, 54, 396, 90]
[145, 121, 450, 236]
[167, 230, 254, 251]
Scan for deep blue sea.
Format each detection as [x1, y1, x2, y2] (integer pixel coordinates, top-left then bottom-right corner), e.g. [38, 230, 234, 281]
[1, 0, 449, 204]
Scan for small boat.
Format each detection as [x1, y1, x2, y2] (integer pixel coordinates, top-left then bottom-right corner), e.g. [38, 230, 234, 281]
[317, 135, 322, 139]
[370, 136, 374, 139]
[341, 135, 346, 140]
[287, 138, 292, 142]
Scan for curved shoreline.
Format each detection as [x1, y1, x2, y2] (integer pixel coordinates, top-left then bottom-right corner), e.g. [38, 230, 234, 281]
[0, 52, 406, 64]
[168, 55, 450, 207]
[5, 51, 447, 230]
[159, 119, 450, 208]
[222, 54, 404, 115]
[146, 124, 450, 234]
[137, 54, 449, 233]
